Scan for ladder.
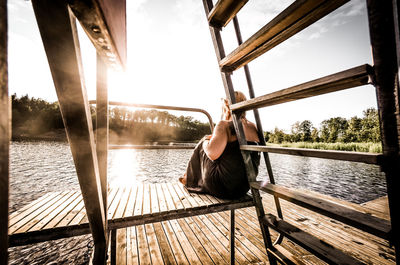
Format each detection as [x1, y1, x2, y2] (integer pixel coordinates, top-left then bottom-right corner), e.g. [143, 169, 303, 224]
[201, 0, 399, 264]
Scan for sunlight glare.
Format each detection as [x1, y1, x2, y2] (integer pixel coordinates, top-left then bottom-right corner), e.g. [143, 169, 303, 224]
[108, 149, 141, 187]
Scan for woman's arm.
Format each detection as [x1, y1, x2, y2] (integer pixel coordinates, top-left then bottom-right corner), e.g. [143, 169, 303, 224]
[203, 120, 229, 161]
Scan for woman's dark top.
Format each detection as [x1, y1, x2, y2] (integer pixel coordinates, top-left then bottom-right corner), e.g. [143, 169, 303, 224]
[185, 123, 260, 199]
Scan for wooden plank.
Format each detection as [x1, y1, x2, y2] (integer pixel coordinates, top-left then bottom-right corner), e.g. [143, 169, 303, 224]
[207, 213, 260, 264]
[255, 195, 392, 264]
[108, 188, 123, 220]
[124, 186, 138, 218]
[13, 192, 75, 233]
[31, 1, 107, 262]
[153, 222, 177, 265]
[170, 183, 191, 209]
[191, 215, 240, 265]
[145, 223, 164, 264]
[185, 217, 226, 264]
[252, 182, 391, 239]
[155, 184, 169, 213]
[127, 227, 139, 265]
[133, 183, 144, 216]
[177, 218, 215, 264]
[114, 187, 131, 219]
[0, 0, 8, 260]
[68, 0, 126, 68]
[56, 195, 85, 227]
[165, 183, 184, 210]
[262, 213, 364, 264]
[241, 145, 382, 165]
[160, 183, 176, 212]
[9, 192, 59, 226]
[116, 228, 127, 265]
[44, 191, 82, 229]
[96, 53, 108, 225]
[30, 191, 81, 231]
[161, 221, 189, 264]
[212, 211, 269, 262]
[169, 219, 202, 265]
[150, 183, 160, 214]
[231, 65, 372, 112]
[262, 200, 390, 264]
[142, 183, 151, 215]
[219, 0, 349, 71]
[174, 183, 199, 208]
[208, 0, 248, 28]
[137, 225, 152, 265]
[366, 0, 400, 259]
[8, 192, 68, 234]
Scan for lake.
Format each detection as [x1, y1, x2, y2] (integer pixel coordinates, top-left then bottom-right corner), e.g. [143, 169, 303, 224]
[9, 141, 387, 212]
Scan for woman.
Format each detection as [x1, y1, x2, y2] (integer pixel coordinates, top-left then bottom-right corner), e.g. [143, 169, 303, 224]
[179, 91, 260, 199]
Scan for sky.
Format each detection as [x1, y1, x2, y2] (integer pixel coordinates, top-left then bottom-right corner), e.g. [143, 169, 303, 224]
[7, 0, 378, 131]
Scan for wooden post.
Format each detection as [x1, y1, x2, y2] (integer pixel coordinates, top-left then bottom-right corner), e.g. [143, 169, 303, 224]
[31, 0, 107, 263]
[366, 0, 400, 262]
[229, 210, 235, 265]
[0, 0, 9, 263]
[96, 53, 108, 230]
[202, 1, 277, 265]
[110, 229, 116, 265]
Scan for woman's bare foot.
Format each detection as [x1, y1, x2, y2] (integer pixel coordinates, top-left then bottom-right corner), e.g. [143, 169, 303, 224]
[179, 173, 187, 185]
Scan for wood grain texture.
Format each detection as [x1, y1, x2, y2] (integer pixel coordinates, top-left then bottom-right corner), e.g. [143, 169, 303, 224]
[208, 0, 248, 28]
[366, 0, 400, 260]
[252, 182, 391, 240]
[219, 0, 349, 72]
[241, 144, 382, 164]
[231, 64, 372, 112]
[31, 1, 107, 262]
[96, 54, 108, 223]
[0, 0, 8, 261]
[69, 0, 126, 68]
[262, 214, 364, 264]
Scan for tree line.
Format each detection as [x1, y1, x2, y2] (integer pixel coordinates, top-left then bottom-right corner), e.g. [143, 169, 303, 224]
[265, 108, 381, 144]
[11, 94, 210, 143]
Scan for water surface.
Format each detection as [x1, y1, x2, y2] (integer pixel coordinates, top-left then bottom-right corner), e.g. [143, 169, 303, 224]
[10, 141, 387, 212]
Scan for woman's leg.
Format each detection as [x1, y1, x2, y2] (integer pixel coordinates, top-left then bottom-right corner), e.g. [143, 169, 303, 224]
[180, 138, 205, 187]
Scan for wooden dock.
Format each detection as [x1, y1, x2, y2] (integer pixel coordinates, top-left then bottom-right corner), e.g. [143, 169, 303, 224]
[8, 183, 394, 264]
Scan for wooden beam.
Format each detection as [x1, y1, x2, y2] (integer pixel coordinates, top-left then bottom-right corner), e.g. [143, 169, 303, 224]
[231, 64, 372, 112]
[0, 0, 9, 263]
[96, 54, 108, 228]
[69, 0, 126, 68]
[366, 0, 400, 260]
[31, 0, 107, 263]
[219, 0, 349, 72]
[252, 182, 392, 240]
[208, 0, 248, 28]
[261, 213, 364, 264]
[240, 145, 383, 165]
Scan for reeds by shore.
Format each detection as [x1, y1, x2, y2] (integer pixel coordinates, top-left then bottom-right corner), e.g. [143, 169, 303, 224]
[268, 142, 382, 153]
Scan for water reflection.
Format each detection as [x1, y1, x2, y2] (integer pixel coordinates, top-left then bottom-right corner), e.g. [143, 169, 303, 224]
[10, 141, 387, 211]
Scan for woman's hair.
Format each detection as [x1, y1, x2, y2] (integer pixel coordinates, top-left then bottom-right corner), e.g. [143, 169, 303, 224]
[234, 91, 247, 119]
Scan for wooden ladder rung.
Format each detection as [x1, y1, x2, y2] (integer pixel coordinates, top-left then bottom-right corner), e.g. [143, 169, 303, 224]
[207, 0, 248, 28]
[252, 182, 391, 240]
[231, 64, 372, 112]
[219, 0, 348, 72]
[262, 213, 364, 265]
[240, 144, 382, 165]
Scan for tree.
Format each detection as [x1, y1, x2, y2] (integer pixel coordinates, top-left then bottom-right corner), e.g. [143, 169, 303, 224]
[360, 108, 380, 142]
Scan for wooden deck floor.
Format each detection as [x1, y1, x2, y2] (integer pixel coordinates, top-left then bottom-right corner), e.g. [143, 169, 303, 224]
[8, 184, 394, 264]
[109, 192, 394, 264]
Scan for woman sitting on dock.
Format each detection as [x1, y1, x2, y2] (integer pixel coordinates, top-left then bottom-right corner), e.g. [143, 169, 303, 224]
[179, 91, 260, 199]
